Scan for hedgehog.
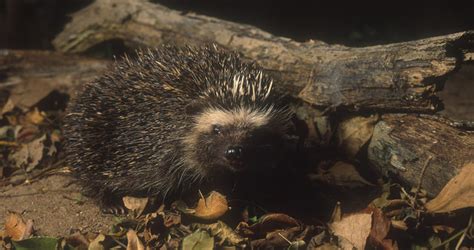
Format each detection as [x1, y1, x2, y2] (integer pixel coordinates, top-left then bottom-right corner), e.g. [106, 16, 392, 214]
[64, 45, 293, 213]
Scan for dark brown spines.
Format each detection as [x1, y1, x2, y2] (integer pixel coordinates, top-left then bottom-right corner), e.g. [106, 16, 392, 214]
[64, 45, 290, 208]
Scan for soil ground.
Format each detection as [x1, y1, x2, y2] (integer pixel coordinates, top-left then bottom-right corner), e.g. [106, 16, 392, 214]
[0, 174, 114, 237]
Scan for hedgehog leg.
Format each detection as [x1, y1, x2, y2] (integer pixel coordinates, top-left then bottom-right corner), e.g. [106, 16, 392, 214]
[98, 190, 127, 215]
[79, 183, 126, 214]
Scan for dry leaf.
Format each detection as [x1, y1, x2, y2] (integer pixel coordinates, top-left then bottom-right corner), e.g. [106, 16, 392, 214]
[309, 161, 374, 188]
[337, 115, 379, 158]
[192, 221, 246, 246]
[88, 234, 106, 250]
[329, 202, 342, 223]
[123, 196, 149, 216]
[1, 98, 15, 115]
[4, 211, 34, 241]
[50, 130, 62, 143]
[24, 108, 45, 125]
[365, 206, 391, 248]
[425, 162, 474, 213]
[163, 211, 181, 227]
[10, 81, 56, 110]
[182, 230, 214, 250]
[16, 125, 40, 143]
[25, 134, 46, 172]
[10, 134, 46, 172]
[250, 213, 301, 235]
[65, 232, 90, 249]
[391, 220, 408, 231]
[10, 144, 29, 169]
[194, 191, 228, 220]
[432, 225, 455, 234]
[126, 230, 145, 250]
[330, 212, 372, 250]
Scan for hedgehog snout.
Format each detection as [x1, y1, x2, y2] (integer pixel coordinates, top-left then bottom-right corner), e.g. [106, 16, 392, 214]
[224, 145, 243, 161]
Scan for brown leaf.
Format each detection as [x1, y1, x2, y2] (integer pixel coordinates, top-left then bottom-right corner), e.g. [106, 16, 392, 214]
[123, 196, 149, 216]
[250, 213, 301, 235]
[9, 82, 55, 110]
[390, 220, 407, 231]
[4, 211, 34, 241]
[88, 234, 106, 250]
[10, 134, 46, 172]
[24, 108, 45, 125]
[163, 211, 181, 228]
[193, 191, 228, 220]
[16, 125, 40, 143]
[126, 230, 145, 250]
[337, 115, 379, 158]
[65, 232, 91, 249]
[365, 206, 391, 248]
[329, 202, 342, 223]
[192, 221, 246, 246]
[1, 98, 15, 115]
[330, 212, 372, 250]
[425, 162, 474, 213]
[432, 225, 455, 234]
[263, 227, 305, 248]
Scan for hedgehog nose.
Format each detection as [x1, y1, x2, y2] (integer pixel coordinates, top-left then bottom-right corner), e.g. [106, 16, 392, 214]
[225, 146, 243, 161]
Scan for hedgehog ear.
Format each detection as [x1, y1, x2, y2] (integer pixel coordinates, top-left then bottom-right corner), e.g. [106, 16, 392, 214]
[185, 101, 204, 116]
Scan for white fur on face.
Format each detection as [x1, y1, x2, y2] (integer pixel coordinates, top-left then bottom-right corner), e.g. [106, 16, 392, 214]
[194, 107, 272, 132]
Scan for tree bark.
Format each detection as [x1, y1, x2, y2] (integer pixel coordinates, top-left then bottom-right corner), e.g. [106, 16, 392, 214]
[368, 114, 474, 197]
[52, 0, 474, 113]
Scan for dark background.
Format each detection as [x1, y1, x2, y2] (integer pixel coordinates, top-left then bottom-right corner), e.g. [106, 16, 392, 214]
[0, 0, 473, 49]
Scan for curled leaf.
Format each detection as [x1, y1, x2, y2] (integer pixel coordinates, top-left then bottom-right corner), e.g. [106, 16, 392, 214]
[250, 213, 301, 235]
[126, 230, 145, 250]
[194, 191, 228, 220]
[123, 196, 149, 216]
[425, 163, 474, 213]
[4, 211, 33, 241]
[330, 212, 372, 250]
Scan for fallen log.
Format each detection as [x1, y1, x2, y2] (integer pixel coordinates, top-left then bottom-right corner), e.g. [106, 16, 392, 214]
[367, 114, 474, 197]
[52, 0, 474, 112]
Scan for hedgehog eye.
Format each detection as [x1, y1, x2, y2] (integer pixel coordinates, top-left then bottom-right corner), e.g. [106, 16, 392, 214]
[212, 124, 222, 135]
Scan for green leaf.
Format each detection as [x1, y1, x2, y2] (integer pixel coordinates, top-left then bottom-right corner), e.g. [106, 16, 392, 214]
[182, 230, 214, 250]
[12, 237, 59, 250]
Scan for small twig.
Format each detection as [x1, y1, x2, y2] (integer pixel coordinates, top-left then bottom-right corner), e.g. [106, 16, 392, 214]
[400, 187, 416, 208]
[198, 189, 206, 207]
[455, 213, 472, 250]
[0, 159, 68, 188]
[432, 212, 473, 249]
[24, 159, 68, 185]
[112, 237, 127, 248]
[414, 155, 433, 202]
[0, 141, 18, 146]
[277, 232, 292, 245]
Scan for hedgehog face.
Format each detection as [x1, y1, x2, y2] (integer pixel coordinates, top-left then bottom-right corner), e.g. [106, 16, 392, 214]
[184, 107, 289, 173]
